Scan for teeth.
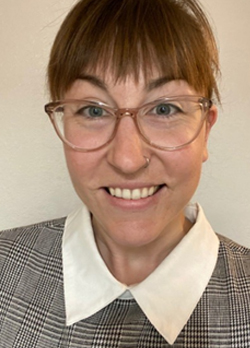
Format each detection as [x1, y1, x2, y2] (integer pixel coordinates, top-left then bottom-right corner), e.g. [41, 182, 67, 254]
[132, 189, 141, 200]
[109, 188, 115, 196]
[141, 188, 149, 198]
[123, 189, 131, 200]
[108, 186, 159, 200]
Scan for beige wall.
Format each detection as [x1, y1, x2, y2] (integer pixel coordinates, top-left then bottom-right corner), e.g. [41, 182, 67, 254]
[1, 0, 250, 247]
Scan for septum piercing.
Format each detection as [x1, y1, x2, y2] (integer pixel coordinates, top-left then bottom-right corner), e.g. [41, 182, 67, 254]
[143, 156, 150, 168]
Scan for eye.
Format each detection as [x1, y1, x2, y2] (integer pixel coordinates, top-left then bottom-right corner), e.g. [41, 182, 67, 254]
[153, 103, 181, 117]
[77, 106, 106, 118]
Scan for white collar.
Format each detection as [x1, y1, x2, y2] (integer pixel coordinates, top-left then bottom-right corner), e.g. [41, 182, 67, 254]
[62, 203, 219, 345]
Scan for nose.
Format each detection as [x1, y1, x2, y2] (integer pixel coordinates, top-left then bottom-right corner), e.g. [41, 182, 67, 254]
[107, 115, 147, 174]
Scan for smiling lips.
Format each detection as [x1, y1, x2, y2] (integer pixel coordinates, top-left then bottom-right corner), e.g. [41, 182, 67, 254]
[107, 186, 160, 200]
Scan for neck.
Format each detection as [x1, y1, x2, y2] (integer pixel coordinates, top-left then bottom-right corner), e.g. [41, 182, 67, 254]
[94, 217, 193, 285]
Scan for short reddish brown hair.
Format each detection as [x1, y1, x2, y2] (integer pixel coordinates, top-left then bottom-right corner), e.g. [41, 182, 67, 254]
[48, 0, 220, 101]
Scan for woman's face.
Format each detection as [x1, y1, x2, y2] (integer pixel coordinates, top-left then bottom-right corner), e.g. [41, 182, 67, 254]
[63, 71, 217, 252]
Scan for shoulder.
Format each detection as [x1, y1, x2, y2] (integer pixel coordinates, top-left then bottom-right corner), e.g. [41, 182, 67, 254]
[0, 217, 66, 262]
[215, 233, 250, 281]
[0, 218, 67, 338]
[217, 233, 250, 258]
[0, 217, 66, 238]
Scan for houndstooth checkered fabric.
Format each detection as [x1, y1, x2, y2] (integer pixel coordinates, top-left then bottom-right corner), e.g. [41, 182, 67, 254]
[0, 218, 249, 347]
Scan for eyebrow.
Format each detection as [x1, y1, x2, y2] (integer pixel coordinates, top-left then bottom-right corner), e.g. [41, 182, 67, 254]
[77, 74, 108, 91]
[77, 74, 173, 92]
[146, 76, 174, 91]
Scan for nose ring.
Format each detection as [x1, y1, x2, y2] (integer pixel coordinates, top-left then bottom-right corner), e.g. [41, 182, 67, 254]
[143, 156, 150, 168]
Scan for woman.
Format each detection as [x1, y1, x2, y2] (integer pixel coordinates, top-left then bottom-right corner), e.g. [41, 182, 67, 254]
[0, 0, 249, 346]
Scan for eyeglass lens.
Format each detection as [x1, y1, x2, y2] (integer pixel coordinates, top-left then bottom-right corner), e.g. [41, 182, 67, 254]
[50, 97, 207, 151]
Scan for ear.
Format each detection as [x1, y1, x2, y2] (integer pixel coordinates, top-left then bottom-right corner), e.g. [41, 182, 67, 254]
[205, 104, 218, 140]
[202, 104, 218, 162]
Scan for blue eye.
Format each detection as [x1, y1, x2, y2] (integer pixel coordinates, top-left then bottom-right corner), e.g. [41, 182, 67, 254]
[73, 105, 109, 119]
[155, 103, 181, 116]
[156, 104, 172, 115]
[85, 106, 104, 117]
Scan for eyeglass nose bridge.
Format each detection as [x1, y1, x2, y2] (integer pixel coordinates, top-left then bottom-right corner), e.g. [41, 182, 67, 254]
[116, 108, 139, 119]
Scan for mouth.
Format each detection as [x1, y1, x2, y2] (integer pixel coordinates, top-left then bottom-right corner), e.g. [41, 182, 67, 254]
[106, 185, 164, 200]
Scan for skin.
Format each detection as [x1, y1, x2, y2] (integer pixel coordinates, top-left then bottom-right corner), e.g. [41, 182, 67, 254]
[63, 71, 217, 285]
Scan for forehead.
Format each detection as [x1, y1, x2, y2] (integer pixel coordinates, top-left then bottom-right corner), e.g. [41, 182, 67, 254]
[65, 71, 198, 103]
[69, 64, 189, 90]
[61, 39, 207, 100]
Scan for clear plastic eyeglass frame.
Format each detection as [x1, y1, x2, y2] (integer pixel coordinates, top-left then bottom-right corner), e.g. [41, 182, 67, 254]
[44, 95, 212, 152]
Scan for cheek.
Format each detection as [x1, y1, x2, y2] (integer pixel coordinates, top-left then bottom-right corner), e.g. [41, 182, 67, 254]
[63, 148, 105, 207]
[63, 148, 98, 188]
[64, 151, 83, 180]
[170, 137, 207, 187]
[174, 153, 202, 184]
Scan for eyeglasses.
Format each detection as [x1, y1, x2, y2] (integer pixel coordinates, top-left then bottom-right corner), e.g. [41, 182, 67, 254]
[45, 95, 212, 152]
